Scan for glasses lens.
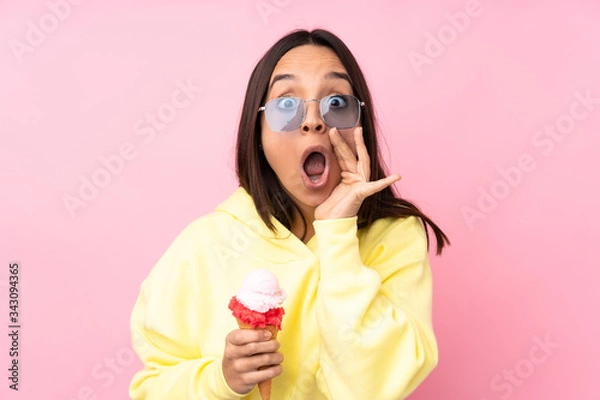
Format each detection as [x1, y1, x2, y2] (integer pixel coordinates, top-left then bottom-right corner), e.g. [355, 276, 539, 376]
[320, 95, 360, 129]
[265, 97, 303, 132]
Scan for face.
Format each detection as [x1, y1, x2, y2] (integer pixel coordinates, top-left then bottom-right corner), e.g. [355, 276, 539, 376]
[260, 44, 358, 219]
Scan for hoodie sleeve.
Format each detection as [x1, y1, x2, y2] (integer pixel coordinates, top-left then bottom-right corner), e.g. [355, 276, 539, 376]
[313, 216, 438, 400]
[128, 235, 244, 400]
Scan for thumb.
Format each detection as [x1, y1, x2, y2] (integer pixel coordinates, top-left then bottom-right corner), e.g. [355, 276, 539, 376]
[362, 174, 401, 197]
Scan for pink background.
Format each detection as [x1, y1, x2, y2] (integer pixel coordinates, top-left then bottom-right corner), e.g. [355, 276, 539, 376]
[1, 0, 599, 399]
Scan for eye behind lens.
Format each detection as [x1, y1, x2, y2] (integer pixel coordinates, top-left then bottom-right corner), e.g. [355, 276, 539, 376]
[327, 95, 348, 108]
[276, 97, 299, 111]
[321, 95, 360, 129]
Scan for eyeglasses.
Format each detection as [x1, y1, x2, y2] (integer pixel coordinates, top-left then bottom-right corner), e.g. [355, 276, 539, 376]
[258, 94, 365, 132]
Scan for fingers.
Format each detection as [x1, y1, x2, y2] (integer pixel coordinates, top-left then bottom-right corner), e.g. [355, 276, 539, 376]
[222, 350, 283, 394]
[226, 329, 280, 358]
[223, 329, 284, 394]
[329, 127, 358, 174]
[241, 339, 280, 358]
[240, 350, 285, 371]
[227, 328, 271, 346]
[227, 347, 284, 373]
[331, 127, 372, 181]
[354, 127, 371, 180]
[332, 126, 400, 195]
[238, 363, 284, 385]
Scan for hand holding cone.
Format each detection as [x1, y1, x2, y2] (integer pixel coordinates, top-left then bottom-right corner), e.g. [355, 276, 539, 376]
[236, 321, 279, 400]
[228, 269, 286, 400]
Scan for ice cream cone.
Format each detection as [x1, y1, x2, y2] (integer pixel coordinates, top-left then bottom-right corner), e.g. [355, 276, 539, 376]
[236, 320, 278, 400]
[229, 270, 286, 400]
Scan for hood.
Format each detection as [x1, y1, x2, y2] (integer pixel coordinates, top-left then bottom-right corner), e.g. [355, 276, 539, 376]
[215, 187, 291, 240]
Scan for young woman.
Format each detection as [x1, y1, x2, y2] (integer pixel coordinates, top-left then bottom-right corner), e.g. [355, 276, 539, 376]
[129, 29, 449, 400]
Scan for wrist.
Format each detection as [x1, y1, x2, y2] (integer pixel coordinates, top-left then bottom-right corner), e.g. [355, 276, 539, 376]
[314, 206, 359, 221]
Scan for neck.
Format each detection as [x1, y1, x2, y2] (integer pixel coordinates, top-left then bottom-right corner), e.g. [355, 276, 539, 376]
[291, 206, 315, 243]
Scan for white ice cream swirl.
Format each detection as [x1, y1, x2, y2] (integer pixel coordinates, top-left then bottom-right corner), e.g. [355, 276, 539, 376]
[236, 269, 286, 313]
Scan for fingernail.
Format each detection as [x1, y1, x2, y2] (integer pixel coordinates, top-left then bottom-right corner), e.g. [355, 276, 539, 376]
[263, 331, 272, 339]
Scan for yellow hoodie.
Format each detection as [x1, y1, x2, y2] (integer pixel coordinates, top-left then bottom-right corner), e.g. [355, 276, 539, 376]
[129, 187, 438, 400]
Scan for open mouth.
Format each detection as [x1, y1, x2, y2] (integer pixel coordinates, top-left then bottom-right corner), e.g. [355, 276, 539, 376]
[303, 151, 326, 182]
[300, 146, 330, 188]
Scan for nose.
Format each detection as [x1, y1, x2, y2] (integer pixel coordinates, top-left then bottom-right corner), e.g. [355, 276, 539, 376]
[301, 99, 325, 134]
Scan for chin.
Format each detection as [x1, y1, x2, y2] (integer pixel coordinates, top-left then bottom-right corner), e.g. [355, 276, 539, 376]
[282, 172, 341, 215]
[298, 184, 337, 211]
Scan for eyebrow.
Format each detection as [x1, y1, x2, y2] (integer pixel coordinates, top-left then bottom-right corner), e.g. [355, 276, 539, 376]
[268, 71, 352, 92]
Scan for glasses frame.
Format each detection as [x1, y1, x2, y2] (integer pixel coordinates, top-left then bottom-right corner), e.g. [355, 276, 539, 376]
[257, 94, 365, 132]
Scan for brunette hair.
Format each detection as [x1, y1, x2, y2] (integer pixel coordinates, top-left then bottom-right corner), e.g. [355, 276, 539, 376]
[235, 29, 449, 254]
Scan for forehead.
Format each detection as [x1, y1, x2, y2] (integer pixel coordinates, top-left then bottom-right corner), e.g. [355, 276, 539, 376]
[269, 45, 348, 85]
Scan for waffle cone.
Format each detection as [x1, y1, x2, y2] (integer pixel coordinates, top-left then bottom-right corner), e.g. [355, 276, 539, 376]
[236, 320, 279, 400]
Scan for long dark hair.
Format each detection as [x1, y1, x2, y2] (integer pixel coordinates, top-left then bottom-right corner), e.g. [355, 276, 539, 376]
[236, 29, 450, 255]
